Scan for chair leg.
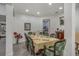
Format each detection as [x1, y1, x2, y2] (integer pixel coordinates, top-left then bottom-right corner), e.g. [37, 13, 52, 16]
[36, 49, 44, 56]
[31, 50, 35, 56]
[26, 45, 29, 51]
[75, 50, 79, 56]
[78, 50, 79, 55]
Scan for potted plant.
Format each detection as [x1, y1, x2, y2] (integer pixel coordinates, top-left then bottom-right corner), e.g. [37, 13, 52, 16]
[13, 32, 23, 44]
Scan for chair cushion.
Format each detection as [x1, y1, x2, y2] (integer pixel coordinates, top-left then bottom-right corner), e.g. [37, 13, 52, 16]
[48, 46, 54, 51]
[44, 49, 54, 56]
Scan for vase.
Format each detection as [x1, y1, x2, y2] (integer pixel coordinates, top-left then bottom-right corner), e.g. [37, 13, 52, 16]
[16, 39, 19, 44]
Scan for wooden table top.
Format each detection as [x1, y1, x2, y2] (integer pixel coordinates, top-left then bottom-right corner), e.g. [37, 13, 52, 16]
[29, 35, 59, 53]
[29, 35, 59, 44]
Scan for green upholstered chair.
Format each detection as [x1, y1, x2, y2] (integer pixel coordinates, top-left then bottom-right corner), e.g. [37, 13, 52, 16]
[24, 33, 35, 55]
[50, 33, 56, 38]
[43, 45, 54, 56]
[27, 36, 35, 55]
[28, 32, 32, 35]
[24, 33, 30, 51]
[43, 32, 49, 36]
[39, 32, 43, 35]
[43, 40, 66, 56]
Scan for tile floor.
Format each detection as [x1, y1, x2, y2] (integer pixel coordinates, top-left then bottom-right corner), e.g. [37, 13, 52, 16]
[13, 42, 32, 56]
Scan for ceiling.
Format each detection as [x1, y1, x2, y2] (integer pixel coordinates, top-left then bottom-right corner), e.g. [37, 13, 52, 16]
[13, 3, 64, 17]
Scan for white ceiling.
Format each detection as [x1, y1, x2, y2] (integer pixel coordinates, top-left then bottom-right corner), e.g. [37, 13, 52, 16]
[13, 3, 64, 17]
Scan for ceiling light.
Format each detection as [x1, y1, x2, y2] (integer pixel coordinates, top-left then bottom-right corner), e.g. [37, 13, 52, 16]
[25, 9, 29, 12]
[48, 3, 52, 5]
[37, 12, 40, 15]
[59, 7, 63, 10]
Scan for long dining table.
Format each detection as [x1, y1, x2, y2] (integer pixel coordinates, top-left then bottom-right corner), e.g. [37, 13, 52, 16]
[29, 35, 59, 53]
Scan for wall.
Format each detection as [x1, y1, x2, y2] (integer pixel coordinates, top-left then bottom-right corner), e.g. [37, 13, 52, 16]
[64, 3, 75, 56]
[76, 6, 79, 32]
[6, 4, 13, 56]
[0, 4, 6, 15]
[41, 13, 64, 34]
[51, 14, 64, 33]
[13, 14, 43, 44]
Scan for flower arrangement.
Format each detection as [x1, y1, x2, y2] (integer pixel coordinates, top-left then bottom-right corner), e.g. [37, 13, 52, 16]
[13, 32, 23, 44]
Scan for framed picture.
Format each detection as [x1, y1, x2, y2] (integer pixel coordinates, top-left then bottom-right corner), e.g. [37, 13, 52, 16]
[59, 16, 64, 25]
[43, 19, 50, 34]
[24, 23, 31, 31]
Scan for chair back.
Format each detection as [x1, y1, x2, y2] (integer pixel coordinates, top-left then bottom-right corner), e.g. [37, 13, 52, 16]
[39, 32, 43, 35]
[43, 32, 49, 36]
[28, 32, 32, 35]
[43, 45, 54, 56]
[50, 33, 56, 38]
[24, 33, 33, 47]
[24, 33, 35, 55]
[24, 33, 29, 42]
[28, 36, 35, 55]
[28, 36, 34, 48]
[54, 40, 66, 56]
[24, 33, 30, 48]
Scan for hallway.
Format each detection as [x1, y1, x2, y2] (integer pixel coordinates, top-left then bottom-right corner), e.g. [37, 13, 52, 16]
[0, 38, 5, 56]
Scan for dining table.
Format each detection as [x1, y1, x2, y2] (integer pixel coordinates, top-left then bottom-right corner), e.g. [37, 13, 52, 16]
[29, 35, 59, 53]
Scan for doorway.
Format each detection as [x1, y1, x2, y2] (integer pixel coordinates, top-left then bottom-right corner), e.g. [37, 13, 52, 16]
[0, 15, 6, 56]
